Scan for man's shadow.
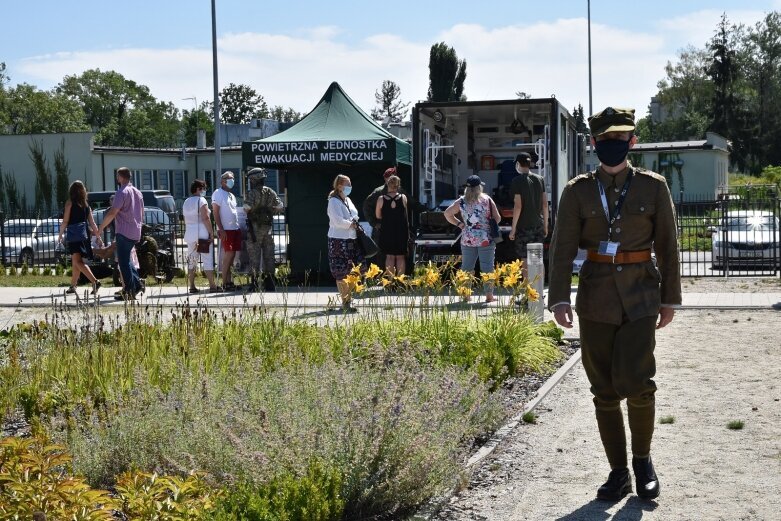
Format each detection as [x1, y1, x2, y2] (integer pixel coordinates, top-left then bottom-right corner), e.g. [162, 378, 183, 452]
[556, 496, 657, 521]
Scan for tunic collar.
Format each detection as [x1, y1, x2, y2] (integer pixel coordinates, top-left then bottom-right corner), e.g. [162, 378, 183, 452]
[596, 162, 632, 188]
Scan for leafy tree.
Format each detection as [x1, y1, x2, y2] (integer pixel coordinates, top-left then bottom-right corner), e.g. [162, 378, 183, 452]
[572, 104, 589, 135]
[58, 68, 180, 147]
[427, 42, 467, 102]
[370, 80, 410, 122]
[270, 105, 304, 123]
[53, 139, 70, 208]
[707, 14, 739, 138]
[29, 139, 53, 215]
[1, 84, 87, 134]
[218, 83, 269, 124]
[182, 102, 215, 147]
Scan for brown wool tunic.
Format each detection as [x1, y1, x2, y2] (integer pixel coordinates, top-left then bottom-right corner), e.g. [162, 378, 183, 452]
[548, 163, 682, 325]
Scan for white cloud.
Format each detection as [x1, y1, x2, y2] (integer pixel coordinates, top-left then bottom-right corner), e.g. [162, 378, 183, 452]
[655, 8, 769, 50]
[13, 10, 771, 121]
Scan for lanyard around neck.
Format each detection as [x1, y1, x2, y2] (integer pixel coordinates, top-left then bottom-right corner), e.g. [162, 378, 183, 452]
[596, 170, 633, 241]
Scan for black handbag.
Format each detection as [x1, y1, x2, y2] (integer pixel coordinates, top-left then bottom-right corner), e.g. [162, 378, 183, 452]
[488, 199, 503, 244]
[65, 222, 88, 242]
[356, 225, 379, 258]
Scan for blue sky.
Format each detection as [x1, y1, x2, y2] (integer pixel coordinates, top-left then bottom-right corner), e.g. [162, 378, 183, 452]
[2, 1, 779, 117]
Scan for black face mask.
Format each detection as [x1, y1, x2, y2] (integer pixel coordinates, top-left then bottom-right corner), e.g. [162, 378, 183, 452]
[595, 138, 631, 167]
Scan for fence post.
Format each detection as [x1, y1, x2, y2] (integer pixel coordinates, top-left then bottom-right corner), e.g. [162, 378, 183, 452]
[0, 211, 4, 268]
[527, 243, 545, 323]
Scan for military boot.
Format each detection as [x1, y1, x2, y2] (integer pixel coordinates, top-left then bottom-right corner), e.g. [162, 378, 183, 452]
[632, 456, 660, 499]
[596, 467, 632, 501]
[262, 274, 276, 292]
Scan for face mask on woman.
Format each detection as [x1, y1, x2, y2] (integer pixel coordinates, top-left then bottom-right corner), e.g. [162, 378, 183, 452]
[342, 186, 352, 196]
[225, 178, 235, 189]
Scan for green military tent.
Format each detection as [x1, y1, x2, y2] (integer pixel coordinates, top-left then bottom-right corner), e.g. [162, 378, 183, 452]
[242, 81, 412, 279]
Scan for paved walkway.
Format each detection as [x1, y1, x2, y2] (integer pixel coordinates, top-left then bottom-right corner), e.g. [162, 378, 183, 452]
[1, 285, 780, 311]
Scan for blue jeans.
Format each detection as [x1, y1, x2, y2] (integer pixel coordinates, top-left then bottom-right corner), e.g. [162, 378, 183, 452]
[461, 244, 495, 276]
[116, 233, 141, 294]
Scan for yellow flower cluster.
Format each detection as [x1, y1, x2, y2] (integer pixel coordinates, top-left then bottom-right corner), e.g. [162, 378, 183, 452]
[344, 264, 365, 294]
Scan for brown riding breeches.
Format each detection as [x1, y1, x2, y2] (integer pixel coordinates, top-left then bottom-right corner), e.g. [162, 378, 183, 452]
[579, 315, 658, 469]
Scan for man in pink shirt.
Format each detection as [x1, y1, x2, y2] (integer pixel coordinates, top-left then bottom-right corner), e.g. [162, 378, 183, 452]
[98, 167, 144, 300]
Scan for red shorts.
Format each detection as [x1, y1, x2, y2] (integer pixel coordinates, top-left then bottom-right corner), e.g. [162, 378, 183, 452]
[222, 229, 242, 252]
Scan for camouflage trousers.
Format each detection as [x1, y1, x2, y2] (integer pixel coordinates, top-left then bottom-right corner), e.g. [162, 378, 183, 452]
[246, 231, 275, 275]
[514, 228, 545, 259]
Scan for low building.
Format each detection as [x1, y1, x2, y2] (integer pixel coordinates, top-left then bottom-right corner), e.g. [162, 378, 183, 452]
[585, 132, 730, 201]
[0, 124, 284, 214]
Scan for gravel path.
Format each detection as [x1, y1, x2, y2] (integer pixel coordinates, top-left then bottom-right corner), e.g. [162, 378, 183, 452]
[434, 308, 781, 520]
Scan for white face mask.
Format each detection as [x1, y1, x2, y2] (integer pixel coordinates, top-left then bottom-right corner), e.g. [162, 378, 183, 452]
[225, 178, 235, 189]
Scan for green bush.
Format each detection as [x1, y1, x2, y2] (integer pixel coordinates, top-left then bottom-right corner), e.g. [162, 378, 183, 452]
[213, 460, 344, 521]
[55, 263, 65, 277]
[43, 266, 53, 276]
[20, 262, 29, 276]
[59, 347, 502, 518]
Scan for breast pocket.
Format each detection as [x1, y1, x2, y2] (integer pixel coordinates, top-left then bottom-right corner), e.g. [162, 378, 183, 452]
[624, 201, 656, 217]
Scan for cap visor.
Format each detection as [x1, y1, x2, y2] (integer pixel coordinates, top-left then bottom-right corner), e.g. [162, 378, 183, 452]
[595, 124, 635, 136]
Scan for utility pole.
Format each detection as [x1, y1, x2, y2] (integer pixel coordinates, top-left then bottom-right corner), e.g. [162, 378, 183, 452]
[588, 0, 593, 117]
[211, 0, 222, 176]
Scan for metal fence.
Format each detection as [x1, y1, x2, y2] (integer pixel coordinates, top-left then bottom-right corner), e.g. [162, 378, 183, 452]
[676, 187, 780, 278]
[0, 209, 289, 276]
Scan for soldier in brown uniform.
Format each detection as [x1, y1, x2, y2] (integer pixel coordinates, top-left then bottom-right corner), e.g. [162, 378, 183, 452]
[548, 107, 681, 501]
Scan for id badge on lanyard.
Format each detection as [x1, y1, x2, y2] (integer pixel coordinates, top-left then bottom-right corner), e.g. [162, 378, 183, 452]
[597, 171, 633, 257]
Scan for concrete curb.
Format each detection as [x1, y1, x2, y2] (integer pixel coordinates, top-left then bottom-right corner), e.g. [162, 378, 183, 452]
[411, 347, 583, 520]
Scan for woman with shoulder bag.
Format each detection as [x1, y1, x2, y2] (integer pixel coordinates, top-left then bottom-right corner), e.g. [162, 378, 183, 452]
[444, 175, 501, 303]
[58, 180, 104, 295]
[327, 174, 364, 312]
[182, 179, 220, 294]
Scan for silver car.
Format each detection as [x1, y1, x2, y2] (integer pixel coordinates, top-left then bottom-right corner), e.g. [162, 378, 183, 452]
[711, 210, 780, 269]
[1, 218, 62, 266]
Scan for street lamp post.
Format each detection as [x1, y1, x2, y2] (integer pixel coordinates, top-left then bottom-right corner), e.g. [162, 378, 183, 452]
[211, 0, 222, 176]
[587, 0, 593, 116]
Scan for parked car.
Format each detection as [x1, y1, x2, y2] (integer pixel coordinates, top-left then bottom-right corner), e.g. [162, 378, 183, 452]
[711, 210, 780, 269]
[93, 207, 175, 250]
[87, 190, 177, 217]
[1, 218, 61, 266]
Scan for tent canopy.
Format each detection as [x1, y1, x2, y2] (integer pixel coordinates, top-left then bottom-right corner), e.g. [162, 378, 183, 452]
[242, 82, 411, 168]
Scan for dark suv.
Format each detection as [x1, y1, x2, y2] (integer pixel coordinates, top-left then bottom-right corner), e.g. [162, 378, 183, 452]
[87, 190, 176, 217]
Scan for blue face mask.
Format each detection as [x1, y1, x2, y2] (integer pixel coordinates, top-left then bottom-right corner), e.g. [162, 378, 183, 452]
[595, 138, 631, 167]
[343, 186, 352, 196]
[225, 179, 235, 189]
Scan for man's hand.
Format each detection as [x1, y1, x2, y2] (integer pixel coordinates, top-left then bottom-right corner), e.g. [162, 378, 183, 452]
[553, 304, 574, 329]
[657, 307, 675, 329]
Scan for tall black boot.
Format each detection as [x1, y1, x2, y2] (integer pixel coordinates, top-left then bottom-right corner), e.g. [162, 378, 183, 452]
[632, 456, 660, 499]
[262, 273, 276, 292]
[596, 467, 632, 501]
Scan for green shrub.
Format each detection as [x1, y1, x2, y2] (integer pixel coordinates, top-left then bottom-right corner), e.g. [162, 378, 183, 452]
[727, 420, 745, 430]
[43, 266, 53, 276]
[213, 460, 344, 521]
[61, 347, 502, 518]
[55, 263, 65, 276]
[0, 435, 117, 519]
[20, 262, 29, 276]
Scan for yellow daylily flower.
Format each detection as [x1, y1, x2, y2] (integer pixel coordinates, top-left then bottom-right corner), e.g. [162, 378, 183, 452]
[365, 263, 382, 279]
[380, 277, 392, 287]
[526, 285, 540, 301]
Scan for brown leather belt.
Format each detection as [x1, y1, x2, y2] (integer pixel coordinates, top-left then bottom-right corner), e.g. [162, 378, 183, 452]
[587, 249, 652, 264]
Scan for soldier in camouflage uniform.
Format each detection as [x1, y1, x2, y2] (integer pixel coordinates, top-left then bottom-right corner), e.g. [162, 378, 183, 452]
[548, 107, 681, 502]
[243, 167, 284, 292]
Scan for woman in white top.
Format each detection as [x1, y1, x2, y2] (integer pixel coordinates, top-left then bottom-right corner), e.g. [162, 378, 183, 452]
[182, 179, 220, 293]
[327, 174, 363, 311]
